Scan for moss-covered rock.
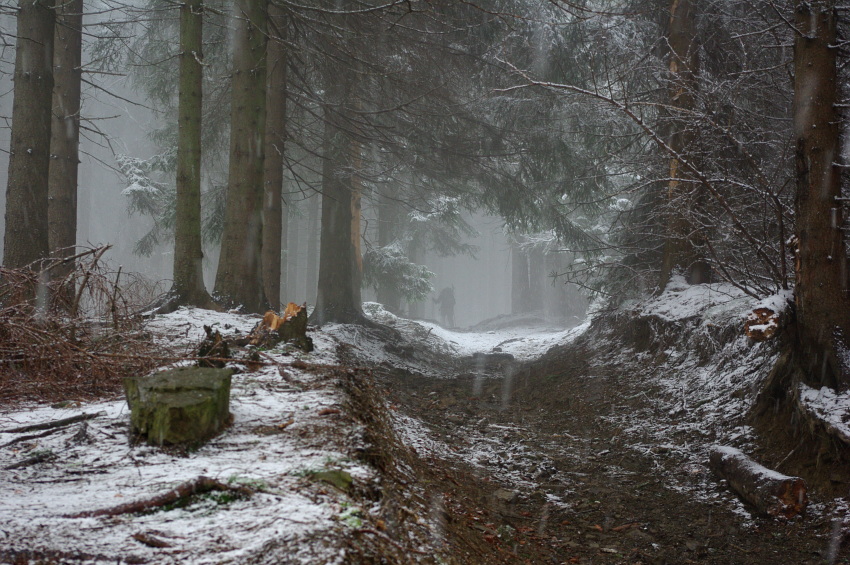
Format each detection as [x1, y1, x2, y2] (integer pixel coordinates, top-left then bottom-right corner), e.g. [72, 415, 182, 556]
[124, 367, 233, 447]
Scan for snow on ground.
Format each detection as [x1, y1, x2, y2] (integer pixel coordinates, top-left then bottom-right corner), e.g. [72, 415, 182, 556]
[356, 301, 587, 367]
[0, 308, 368, 564]
[592, 282, 803, 518]
[626, 275, 771, 324]
[415, 319, 588, 362]
[799, 384, 850, 445]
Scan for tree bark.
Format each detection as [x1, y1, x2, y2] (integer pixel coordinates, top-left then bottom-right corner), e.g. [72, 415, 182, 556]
[657, 0, 710, 291]
[310, 72, 366, 325]
[286, 202, 300, 300]
[170, 0, 215, 310]
[709, 446, 808, 519]
[262, 5, 287, 311]
[3, 0, 55, 268]
[47, 0, 82, 278]
[792, 0, 850, 390]
[214, 0, 268, 313]
[510, 239, 530, 315]
[306, 191, 320, 306]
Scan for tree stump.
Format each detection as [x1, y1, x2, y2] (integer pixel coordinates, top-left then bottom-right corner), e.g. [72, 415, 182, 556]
[709, 446, 808, 519]
[124, 367, 233, 447]
[247, 303, 313, 352]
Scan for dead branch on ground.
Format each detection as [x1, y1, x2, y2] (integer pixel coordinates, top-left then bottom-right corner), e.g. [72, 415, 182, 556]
[65, 476, 255, 518]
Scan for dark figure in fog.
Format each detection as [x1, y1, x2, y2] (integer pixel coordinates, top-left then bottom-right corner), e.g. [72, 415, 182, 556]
[433, 286, 456, 328]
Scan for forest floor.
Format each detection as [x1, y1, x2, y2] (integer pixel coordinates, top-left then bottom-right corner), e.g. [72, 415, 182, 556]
[347, 292, 850, 565]
[2, 282, 850, 563]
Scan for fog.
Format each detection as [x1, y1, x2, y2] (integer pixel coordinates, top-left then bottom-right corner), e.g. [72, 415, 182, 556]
[0, 7, 589, 329]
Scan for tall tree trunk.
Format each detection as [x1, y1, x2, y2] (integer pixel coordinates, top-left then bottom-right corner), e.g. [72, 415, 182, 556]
[169, 0, 215, 310]
[528, 248, 545, 311]
[310, 79, 366, 325]
[286, 202, 300, 301]
[376, 184, 401, 313]
[792, 0, 850, 390]
[214, 0, 268, 313]
[510, 239, 530, 314]
[47, 0, 82, 279]
[306, 191, 319, 306]
[657, 0, 710, 291]
[3, 0, 55, 268]
[262, 5, 286, 311]
[350, 137, 363, 296]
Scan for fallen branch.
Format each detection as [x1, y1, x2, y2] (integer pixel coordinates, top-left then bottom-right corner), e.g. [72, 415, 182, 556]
[132, 531, 173, 548]
[3, 451, 57, 470]
[0, 427, 65, 449]
[0, 412, 103, 434]
[65, 476, 255, 518]
[709, 446, 807, 519]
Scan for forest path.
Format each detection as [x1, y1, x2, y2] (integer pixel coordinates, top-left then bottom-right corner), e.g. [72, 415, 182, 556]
[370, 324, 842, 565]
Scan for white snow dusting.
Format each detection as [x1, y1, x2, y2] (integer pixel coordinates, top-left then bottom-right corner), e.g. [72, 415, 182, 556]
[0, 308, 365, 564]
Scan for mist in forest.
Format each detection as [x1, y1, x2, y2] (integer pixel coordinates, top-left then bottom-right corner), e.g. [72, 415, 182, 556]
[0, 4, 590, 327]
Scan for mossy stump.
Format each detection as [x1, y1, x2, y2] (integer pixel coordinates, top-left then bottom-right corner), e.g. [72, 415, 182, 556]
[124, 367, 233, 447]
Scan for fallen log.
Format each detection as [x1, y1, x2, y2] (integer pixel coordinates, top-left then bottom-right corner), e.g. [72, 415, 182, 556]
[0, 412, 102, 434]
[709, 446, 807, 519]
[65, 475, 254, 518]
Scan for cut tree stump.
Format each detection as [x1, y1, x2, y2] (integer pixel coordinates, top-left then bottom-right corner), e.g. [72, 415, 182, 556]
[709, 445, 808, 519]
[124, 367, 233, 447]
[247, 303, 313, 352]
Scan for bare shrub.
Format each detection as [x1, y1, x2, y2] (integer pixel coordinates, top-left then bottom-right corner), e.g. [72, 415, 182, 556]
[0, 246, 170, 405]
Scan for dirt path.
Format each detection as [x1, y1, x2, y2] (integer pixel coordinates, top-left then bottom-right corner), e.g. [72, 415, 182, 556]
[373, 333, 846, 564]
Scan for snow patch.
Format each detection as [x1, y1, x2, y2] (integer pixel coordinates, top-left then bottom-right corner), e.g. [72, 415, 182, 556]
[0, 308, 367, 563]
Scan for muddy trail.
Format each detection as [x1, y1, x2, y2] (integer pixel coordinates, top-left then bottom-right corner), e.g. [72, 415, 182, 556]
[363, 326, 848, 565]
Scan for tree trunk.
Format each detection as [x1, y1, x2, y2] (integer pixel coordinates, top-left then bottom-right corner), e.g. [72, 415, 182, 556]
[310, 76, 366, 325]
[792, 0, 850, 390]
[47, 0, 82, 278]
[262, 5, 287, 311]
[657, 0, 710, 291]
[170, 0, 215, 310]
[306, 191, 320, 306]
[511, 239, 530, 315]
[528, 248, 545, 311]
[3, 0, 55, 268]
[214, 0, 268, 313]
[376, 184, 401, 313]
[709, 446, 808, 519]
[286, 202, 300, 301]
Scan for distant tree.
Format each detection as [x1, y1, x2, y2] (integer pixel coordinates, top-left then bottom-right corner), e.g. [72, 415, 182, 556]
[48, 0, 83, 279]
[213, 0, 269, 313]
[657, 0, 710, 291]
[3, 0, 55, 268]
[510, 238, 530, 314]
[373, 184, 404, 313]
[305, 192, 319, 306]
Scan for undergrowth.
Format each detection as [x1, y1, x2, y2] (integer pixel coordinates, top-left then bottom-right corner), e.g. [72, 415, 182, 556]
[0, 246, 170, 405]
